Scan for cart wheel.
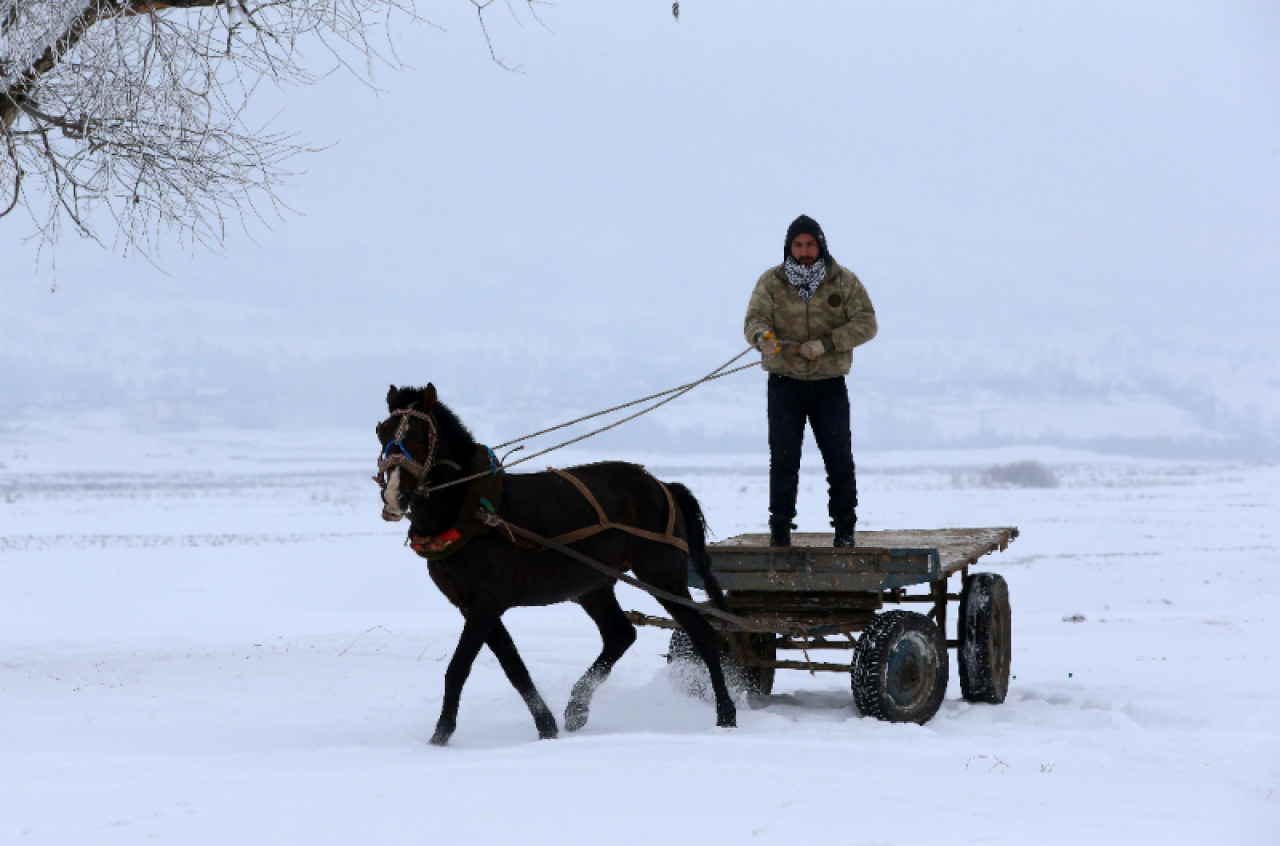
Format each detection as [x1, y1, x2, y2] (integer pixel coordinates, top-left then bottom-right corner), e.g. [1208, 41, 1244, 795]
[958, 572, 1011, 704]
[666, 630, 764, 701]
[744, 633, 776, 699]
[852, 610, 948, 724]
[667, 629, 714, 700]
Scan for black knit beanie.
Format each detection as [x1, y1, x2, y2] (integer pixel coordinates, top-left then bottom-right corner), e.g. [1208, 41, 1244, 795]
[784, 215, 830, 263]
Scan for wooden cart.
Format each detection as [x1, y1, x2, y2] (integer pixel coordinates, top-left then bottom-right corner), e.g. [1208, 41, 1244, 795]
[627, 528, 1018, 724]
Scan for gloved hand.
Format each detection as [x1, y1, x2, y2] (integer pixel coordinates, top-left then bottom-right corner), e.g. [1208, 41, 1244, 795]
[799, 340, 825, 361]
[757, 332, 780, 358]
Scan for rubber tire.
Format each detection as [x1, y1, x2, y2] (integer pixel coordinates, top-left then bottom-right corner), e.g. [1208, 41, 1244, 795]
[852, 610, 948, 724]
[667, 630, 769, 701]
[958, 572, 1011, 704]
[667, 629, 715, 700]
[744, 634, 776, 698]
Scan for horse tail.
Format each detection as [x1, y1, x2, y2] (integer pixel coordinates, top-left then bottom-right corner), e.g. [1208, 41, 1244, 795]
[667, 482, 729, 613]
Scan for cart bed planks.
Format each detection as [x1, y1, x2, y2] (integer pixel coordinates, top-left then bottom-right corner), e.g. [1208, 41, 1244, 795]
[690, 527, 1019, 593]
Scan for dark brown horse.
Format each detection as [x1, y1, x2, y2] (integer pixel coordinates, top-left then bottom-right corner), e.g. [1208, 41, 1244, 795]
[375, 384, 736, 746]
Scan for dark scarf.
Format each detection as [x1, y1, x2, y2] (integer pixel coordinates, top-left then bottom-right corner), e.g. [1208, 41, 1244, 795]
[783, 257, 826, 302]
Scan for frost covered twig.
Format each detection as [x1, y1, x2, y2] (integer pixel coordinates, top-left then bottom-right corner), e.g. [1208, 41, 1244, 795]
[0, 0, 541, 259]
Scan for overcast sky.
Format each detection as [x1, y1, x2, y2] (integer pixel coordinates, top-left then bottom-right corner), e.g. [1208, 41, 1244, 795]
[4, 1, 1278, 451]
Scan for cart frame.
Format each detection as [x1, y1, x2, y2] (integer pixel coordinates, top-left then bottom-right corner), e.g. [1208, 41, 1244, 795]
[628, 527, 1018, 678]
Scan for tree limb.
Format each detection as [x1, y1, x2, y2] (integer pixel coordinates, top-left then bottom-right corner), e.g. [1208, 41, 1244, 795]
[0, 130, 19, 217]
[0, 0, 547, 260]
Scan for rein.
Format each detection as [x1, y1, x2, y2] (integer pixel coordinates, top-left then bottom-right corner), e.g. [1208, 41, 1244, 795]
[375, 344, 811, 504]
[417, 345, 760, 497]
[374, 351, 819, 644]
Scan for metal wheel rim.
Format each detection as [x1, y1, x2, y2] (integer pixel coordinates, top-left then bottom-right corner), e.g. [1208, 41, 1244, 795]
[885, 631, 937, 709]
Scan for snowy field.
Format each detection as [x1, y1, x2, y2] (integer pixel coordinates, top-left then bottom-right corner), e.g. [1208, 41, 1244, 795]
[1, 425, 1277, 844]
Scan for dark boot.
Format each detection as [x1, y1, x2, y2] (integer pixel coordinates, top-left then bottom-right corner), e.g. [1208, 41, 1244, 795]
[832, 515, 856, 548]
[769, 518, 795, 548]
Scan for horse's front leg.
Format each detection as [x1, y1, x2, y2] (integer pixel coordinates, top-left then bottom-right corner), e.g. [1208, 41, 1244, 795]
[485, 620, 559, 740]
[431, 610, 500, 746]
[565, 585, 637, 732]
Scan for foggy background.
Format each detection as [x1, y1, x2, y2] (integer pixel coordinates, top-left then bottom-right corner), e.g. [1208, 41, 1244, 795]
[3, 1, 1278, 459]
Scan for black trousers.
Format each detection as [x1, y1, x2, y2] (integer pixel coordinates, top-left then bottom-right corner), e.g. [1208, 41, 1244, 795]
[768, 374, 858, 522]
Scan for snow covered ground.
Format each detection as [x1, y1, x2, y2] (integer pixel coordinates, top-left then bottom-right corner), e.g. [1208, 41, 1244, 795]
[1, 425, 1277, 844]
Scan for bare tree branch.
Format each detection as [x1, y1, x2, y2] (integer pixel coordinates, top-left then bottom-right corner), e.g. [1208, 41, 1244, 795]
[1, 0, 544, 260]
[526, 0, 553, 34]
[470, 0, 522, 74]
[0, 128, 19, 217]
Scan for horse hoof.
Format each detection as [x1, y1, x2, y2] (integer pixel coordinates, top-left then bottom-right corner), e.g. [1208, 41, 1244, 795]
[564, 699, 590, 733]
[429, 729, 452, 747]
[532, 709, 560, 738]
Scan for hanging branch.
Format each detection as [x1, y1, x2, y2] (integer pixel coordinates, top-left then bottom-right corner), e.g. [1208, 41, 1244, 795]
[0, 0, 542, 258]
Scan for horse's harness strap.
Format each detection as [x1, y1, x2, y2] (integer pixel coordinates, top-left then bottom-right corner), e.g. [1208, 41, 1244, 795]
[376, 406, 441, 496]
[474, 509, 782, 635]
[406, 444, 506, 560]
[544, 467, 689, 554]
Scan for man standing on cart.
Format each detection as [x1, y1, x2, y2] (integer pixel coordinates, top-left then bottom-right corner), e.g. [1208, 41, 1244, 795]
[743, 215, 878, 548]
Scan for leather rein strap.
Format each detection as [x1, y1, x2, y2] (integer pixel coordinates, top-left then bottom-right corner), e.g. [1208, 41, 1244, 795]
[544, 467, 688, 553]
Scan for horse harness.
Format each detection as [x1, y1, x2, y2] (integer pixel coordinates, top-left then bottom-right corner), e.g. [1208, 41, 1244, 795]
[408, 462, 688, 561]
[540, 467, 688, 553]
[375, 406, 462, 498]
[381, 409, 789, 637]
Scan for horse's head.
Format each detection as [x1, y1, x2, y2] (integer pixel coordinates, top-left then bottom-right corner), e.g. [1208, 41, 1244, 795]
[374, 383, 470, 522]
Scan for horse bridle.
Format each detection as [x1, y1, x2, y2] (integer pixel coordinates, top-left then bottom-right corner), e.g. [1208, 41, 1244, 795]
[374, 406, 460, 499]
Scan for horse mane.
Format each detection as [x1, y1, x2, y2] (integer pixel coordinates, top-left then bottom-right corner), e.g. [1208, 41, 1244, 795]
[431, 401, 477, 452]
[389, 385, 477, 453]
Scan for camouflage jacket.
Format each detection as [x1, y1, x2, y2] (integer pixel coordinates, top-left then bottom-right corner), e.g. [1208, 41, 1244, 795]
[743, 260, 878, 380]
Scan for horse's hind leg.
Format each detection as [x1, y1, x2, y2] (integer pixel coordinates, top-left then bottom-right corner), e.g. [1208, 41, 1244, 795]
[485, 620, 559, 740]
[635, 544, 738, 729]
[565, 585, 638, 732]
[662, 602, 738, 729]
[431, 610, 500, 747]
